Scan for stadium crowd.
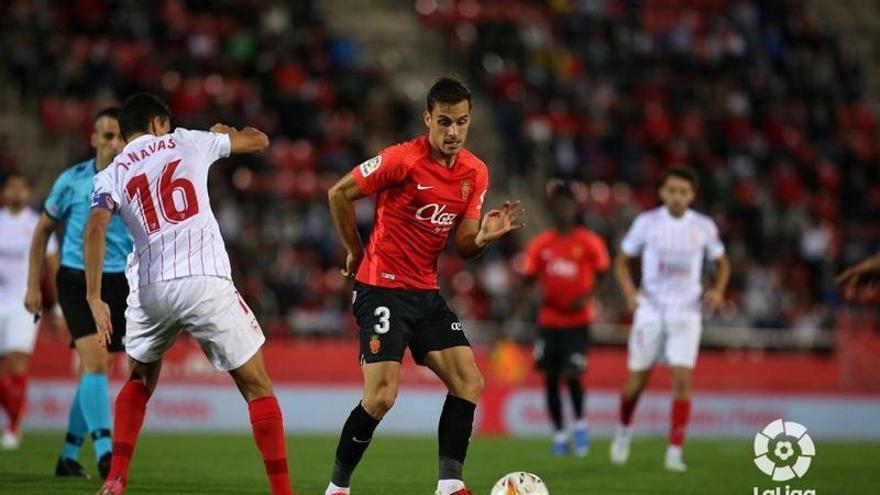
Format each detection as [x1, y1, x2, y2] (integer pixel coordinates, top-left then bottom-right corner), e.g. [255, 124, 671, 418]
[1, 0, 876, 338]
[420, 0, 879, 334]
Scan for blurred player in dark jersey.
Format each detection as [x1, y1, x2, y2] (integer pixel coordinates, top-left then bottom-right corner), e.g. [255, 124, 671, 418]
[324, 77, 524, 495]
[511, 182, 610, 457]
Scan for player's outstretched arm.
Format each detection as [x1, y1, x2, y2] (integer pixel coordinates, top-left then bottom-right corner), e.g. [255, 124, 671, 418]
[83, 207, 114, 347]
[23, 212, 57, 315]
[328, 172, 368, 278]
[209, 123, 270, 154]
[456, 200, 525, 259]
[614, 252, 639, 312]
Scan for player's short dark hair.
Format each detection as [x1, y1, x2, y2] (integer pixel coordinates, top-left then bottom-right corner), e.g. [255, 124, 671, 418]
[659, 166, 699, 190]
[427, 77, 471, 112]
[548, 181, 575, 202]
[119, 93, 171, 140]
[2, 170, 32, 188]
[94, 107, 120, 123]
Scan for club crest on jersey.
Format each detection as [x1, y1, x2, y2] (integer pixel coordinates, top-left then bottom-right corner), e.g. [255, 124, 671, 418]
[460, 180, 472, 200]
[369, 335, 381, 354]
[359, 155, 382, 177]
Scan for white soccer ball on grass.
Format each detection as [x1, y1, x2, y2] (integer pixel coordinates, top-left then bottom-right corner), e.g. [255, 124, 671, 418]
[489, 471, 550, 495]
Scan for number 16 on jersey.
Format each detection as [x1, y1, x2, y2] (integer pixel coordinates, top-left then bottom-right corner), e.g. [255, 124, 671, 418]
[126, 159, 199, 234]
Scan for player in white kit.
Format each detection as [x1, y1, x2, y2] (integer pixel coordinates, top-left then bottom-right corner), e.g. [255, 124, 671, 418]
[83, 94, 295, 495]
[0, 172, 58, 449]
[610, 167, 730, 472]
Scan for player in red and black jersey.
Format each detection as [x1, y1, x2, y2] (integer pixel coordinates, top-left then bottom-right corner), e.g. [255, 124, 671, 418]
[324, 78, 524, 495]
[511, 182, 610, 457]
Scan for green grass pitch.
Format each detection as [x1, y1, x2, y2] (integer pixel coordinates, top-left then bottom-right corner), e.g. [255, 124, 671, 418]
[1, 433, 877, 494]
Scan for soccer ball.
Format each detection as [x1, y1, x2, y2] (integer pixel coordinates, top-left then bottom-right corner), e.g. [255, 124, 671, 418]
[489, 472, 550, 495]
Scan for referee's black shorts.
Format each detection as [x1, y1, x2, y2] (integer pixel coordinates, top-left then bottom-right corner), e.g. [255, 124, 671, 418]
[56, 266, 128, 352]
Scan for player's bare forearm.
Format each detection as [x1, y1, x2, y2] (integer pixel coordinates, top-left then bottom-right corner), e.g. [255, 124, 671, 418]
[328, 173, 367, 275]
[26, 214, 55, 289]
[456, 200, 525, 259]
[83, 209, 113, 347]
[330, 196, 362, 256]
[25, 232, 47, 290]
[615, 252, 640, 311]
[83, 208, 112, 302]
[614, 252, 638, 296]
[711, 255, 731, 293]
[210, 123, 270, 154]
[45, 252, 61, 304]
[24, 213, 57, 313]
[455, 219, 488, 259]
[328, 173, 365, 254]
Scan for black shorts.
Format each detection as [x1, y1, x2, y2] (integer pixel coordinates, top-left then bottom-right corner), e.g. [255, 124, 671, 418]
[56, 267, 128, 353]
[353, 282, 470, 365]
[534, 325, 589, 374]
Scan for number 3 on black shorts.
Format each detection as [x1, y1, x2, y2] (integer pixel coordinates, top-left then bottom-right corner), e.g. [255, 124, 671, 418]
[373, 306, 391, 334]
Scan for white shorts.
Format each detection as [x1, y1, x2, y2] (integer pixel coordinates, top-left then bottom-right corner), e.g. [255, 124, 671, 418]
[627, 303, 702, 371]
[125, 277, 265, 371]
[0, 302, 38, 354]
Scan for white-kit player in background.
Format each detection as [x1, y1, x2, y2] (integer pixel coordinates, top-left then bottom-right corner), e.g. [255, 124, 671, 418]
[610, 166, 730, 472]
[0, 172, 58, 449]
[83, 93, 296, 495]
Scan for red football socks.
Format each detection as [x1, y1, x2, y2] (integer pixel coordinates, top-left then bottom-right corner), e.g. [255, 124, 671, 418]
[0, 376, 12, 424]
[107, 381, 151, 484]
[620, 393, 639, 427]
[0, 374, 27, 433]
[249, 396, 292, 495]
[669, 399, 691, 446]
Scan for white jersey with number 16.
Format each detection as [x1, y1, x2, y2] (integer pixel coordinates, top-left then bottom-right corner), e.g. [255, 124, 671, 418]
[92, 128, 232, 289]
